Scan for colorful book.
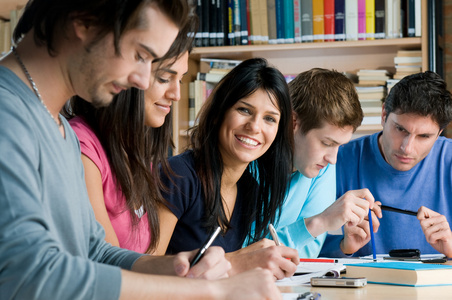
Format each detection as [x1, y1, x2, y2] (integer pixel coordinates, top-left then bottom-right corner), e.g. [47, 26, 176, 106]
[240, 0, 249, 45]
[233, 0, 242, 45]
[357, 0, 366, 40]
[375, 0, 385, 39]
[283, 0, 294, 43]
[334, 0, 346, 41]
[345, 262, 452, 287]
[365, 0, 375, 40]
[259, 0, 269, 44]
[301, 0, 313, 42]
[275, 0, 285, 43]
[249, 0, 262, 44]
[227, 0, 236, 45]
[294, 0, 302, 43]
[345, 0, 358, 40]
[323, 0, 335, 41]
[312, 0, 325, 42]
[267, 0, 278, 44]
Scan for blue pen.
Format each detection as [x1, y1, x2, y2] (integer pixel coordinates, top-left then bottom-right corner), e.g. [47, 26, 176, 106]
[368, 209, 377, 261]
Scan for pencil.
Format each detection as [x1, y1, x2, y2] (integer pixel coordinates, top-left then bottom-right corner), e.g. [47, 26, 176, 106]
[368, 209, 377, 261]
[380, 204, 417, 216]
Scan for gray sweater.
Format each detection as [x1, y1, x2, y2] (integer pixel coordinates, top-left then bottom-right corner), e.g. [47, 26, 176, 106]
[0, 66, 142, 299]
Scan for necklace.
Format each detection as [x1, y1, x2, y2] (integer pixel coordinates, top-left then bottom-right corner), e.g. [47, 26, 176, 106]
[12, 47, 62, 127]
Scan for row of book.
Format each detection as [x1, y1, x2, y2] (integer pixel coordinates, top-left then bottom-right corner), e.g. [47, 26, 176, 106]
[0, 6, 24, 56]
[194, 0, 422, 47]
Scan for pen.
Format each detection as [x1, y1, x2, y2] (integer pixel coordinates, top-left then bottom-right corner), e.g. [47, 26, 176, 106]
[190, 226, 221, 267]
[380, 204, 417, 216]
[268, 223, 281, 246]
[299, 258, 337, 263]
[368, 209, 377, 261]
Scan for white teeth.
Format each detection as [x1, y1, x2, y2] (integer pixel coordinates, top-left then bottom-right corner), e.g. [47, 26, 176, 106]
[238, 136, 258, 146]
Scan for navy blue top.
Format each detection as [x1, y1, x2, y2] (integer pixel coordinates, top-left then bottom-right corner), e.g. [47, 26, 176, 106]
[161, 151, 253, 254]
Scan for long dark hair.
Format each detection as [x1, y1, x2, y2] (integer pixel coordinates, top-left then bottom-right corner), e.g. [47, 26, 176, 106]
[63, 12, 197, 253]
[190, 58, 293, 244]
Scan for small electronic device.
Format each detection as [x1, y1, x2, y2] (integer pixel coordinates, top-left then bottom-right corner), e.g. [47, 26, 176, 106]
[310, 276, 367, 288]
[388, 248, 421, 258]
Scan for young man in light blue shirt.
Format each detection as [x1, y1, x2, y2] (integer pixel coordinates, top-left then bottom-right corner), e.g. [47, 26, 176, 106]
[274, 68, 377, 258]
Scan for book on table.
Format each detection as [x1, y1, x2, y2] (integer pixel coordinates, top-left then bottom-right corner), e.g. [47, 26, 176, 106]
[345, 261, 452, 287]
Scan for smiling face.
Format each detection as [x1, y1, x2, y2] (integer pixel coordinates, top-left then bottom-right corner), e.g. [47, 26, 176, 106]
[218, 88, 281, 167]
[378, 108, 441, 171]
[71, 4, 179, 107]
[144, 51, 188, 128]
[293, 117, 354, 178]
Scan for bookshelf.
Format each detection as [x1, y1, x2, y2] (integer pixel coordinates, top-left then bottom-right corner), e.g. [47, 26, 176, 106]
[174, 0, 430, 154]
[0, 0, 26, 19]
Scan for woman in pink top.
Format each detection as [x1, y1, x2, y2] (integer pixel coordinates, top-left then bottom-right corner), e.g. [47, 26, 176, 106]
[64, 21, 195, 253]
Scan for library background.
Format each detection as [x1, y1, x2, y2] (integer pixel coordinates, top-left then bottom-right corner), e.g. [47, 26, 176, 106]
[1, 0, 452, 155]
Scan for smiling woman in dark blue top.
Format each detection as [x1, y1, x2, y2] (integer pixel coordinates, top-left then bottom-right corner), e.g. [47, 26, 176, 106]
[156, 58, 300, 278]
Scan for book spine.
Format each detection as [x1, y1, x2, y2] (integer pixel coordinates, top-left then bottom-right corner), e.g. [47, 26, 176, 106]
[209, 0, 218, 46]
[301, 0, 313, 42]
[250, 0, 262, 44]
[401, 0, 407, 37]
[375, 0, 385, 39]
[227, 0, 236, 45]
[216, 0, 225, 46]
[393, 0, 402, 38]
[195, 0, 203, 47]
[385, 0, 394, 38]
[233, 0, 242, 45]
[357, 0, 366, 40]
[240, 0, 249, 44]
[414, 0, 421, 37]
[324, 0, 335, 41]
[275, 0, 285, 43]
[345, 0, 358, 40]
[294, 0, 302, 43]
[407, 0, 415, 37]
[267, 0, 278, 44]
[188, 82, 196, 127]
[202, 0, 210, 46]
[283, 0, 294, 43]
[365, 0, 375, 40]
[312, 0, 325, 42]
[260, 0, 269, 44]
[334, 0, 346, 41]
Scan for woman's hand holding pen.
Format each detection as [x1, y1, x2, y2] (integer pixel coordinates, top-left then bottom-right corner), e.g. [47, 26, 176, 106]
[226, 241, 299, 279]
[174, 246, 231, 279]
[418, 206, 452, 258]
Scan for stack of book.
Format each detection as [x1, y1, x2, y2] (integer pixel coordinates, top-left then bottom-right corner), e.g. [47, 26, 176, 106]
[189, 58, 242, 127]
[357, 69, 391, 86]
[393, 50, 422, 79]
[355, 85, 386, 126]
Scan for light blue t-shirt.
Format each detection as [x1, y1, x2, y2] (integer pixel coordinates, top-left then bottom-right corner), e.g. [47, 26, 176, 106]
[0, 66, 142, 299]
[273, 165, 336, 258]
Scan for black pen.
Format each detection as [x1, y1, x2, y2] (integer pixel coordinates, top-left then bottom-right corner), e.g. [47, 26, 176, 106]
[380, 204, 417, 216]
[190, 226, 222, 267]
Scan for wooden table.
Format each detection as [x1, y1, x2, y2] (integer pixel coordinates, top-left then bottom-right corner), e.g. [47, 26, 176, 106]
[279, 283, 452, 299]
